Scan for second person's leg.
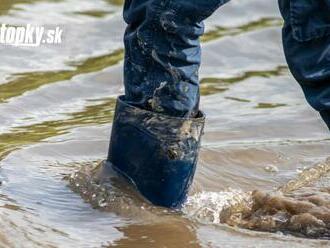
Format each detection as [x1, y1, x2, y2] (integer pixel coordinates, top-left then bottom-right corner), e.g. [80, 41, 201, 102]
[279, 0, 330, 130]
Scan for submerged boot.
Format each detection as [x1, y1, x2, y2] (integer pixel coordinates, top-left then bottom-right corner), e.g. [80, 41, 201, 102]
[107, 96, 205, 208]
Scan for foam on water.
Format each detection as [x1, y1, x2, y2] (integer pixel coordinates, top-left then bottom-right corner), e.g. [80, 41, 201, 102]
[183, 189, 252, 224]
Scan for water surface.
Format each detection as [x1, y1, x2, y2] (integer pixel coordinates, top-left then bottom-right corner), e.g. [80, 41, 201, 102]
[0, 0, 329, 247]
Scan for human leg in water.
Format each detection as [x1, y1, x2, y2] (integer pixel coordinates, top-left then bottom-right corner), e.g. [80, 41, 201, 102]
[107, 0, 229, 208]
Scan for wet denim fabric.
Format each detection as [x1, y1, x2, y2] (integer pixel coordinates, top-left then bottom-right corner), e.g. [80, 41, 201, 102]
[123, 0, 330, 129]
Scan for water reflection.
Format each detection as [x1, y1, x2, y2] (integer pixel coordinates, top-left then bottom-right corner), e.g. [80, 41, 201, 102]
[0, 97, 116, 159]
[200, 66, 288, 95]
[0, 50, 123, 103]
[111, 220, 200, 248]
[73, 10, 114, 18]
[202, 17, 283, 43]
[0, 0, 63, 16]
[103, 0, 123, 6]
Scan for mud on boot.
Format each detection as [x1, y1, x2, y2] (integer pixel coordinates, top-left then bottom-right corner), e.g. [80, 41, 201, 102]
[107, 96, 205, 208]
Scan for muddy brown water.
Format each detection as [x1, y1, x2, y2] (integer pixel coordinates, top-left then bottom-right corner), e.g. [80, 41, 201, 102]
[0, 0, 329, 247]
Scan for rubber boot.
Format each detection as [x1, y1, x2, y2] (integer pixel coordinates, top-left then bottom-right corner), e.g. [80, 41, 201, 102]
[107, 96, 205, 208]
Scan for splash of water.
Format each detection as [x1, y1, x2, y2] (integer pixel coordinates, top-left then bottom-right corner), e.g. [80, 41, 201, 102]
[183, 158, 330, 239]
[67, 161, 177, 221]
[183, 190, 252, 224]
[68, 158, 330, 239]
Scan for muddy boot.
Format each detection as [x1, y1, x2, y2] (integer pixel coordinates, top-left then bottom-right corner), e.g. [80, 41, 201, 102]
[106, 96, 205, 208]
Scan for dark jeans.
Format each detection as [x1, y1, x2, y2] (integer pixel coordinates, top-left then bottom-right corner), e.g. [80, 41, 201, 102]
[123, 0, 330, 129]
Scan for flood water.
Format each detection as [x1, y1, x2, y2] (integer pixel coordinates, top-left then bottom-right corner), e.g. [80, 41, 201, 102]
[0, 0, 329, 247]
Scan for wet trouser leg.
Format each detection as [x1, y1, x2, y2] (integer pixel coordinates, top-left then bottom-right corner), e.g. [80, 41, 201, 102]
[122, 0, 229, 117]
[279, 0, 330, 130]
[107, 0, 228, 208]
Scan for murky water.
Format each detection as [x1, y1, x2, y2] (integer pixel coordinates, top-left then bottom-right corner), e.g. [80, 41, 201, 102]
[0, 0, 329, 247]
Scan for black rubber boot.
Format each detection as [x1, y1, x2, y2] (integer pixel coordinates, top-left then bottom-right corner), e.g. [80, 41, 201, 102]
[107, 96, 205, 208]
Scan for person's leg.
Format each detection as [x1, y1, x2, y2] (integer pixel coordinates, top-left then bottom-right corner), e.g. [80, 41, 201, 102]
[278, 0, 330, 130]
[123, 0, 229, 117]
[107, 0, 229, 208]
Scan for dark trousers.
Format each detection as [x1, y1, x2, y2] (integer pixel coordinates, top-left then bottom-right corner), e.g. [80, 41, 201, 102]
[123, 0, 330, 128]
